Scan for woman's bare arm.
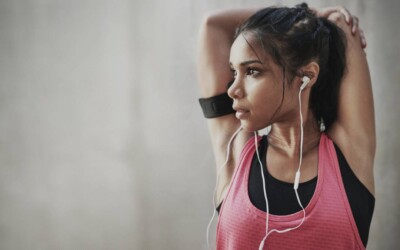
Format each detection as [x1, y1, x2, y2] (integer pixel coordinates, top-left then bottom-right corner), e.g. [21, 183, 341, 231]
[321, 9, 375, 195]
[197, 8, 257, 203]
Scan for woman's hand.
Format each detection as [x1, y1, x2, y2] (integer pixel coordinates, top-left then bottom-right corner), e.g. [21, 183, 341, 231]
[311, 6, 367, 48]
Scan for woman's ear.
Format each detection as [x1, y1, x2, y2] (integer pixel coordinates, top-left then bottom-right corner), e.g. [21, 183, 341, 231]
[299, 61, 320, 88]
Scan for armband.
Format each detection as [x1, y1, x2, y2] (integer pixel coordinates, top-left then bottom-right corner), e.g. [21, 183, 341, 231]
[198, 92, 235, 118]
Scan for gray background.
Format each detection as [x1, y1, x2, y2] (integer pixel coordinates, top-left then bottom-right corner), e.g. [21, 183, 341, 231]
[0, 0, 398, 249]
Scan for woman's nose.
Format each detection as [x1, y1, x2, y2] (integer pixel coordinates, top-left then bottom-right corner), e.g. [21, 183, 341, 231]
[227, 79, 244, 99]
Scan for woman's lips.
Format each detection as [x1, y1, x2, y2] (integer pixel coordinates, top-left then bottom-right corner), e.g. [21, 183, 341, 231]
[234, 108, 250, 119]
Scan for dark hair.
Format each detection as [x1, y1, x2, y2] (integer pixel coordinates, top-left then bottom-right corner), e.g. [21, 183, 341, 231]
[235, 3, 346, 130]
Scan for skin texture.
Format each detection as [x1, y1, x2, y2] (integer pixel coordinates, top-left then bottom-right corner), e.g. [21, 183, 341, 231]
[197, 6, 375, 205]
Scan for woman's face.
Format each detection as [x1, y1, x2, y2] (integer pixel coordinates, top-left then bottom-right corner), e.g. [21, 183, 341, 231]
[228, 33, 298, 132]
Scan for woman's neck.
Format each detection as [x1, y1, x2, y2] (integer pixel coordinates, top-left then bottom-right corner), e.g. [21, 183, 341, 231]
[267, 115, 321, 158]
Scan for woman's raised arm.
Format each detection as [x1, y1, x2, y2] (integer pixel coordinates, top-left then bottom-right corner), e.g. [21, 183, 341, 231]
[197, 8, 257, 203]
[320, 8, 376, 195]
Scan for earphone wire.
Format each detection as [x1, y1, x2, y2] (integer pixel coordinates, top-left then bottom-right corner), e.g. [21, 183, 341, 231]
[292, 80, 307, 230]
[206, 78, 308, 249]
[255, 132, 269, 250]
[206, 125, 243, 250]
[258, 81, 308, 249]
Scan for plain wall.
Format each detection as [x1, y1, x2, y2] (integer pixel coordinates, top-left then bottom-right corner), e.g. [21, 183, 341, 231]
[0, 0, 399, 249]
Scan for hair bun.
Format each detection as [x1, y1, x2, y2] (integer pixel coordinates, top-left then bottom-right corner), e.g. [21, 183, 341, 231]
[295, 2, 315, 17]
[295, 2, 309, 10]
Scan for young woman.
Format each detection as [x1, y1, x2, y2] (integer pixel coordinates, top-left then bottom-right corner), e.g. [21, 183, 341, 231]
[197, 3, 375, 250]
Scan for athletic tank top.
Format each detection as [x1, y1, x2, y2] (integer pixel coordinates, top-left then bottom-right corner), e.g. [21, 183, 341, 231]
[216, 133, 365, 249]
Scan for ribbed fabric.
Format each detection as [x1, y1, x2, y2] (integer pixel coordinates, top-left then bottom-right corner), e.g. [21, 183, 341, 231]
[216, 133, 364, 250]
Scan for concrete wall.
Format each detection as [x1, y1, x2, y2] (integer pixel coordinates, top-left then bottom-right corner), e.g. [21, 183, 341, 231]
[0, 0, 398, 249]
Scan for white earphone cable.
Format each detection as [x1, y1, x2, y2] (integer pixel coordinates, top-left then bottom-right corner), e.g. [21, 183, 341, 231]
[258, 81, 308, 249]
[206, 78, 309, 249]
[254, 133, 270, 250]
[206, 125, 243, 250]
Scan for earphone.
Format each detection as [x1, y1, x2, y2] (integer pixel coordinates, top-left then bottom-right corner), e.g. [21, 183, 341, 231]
[300, 76, 310, 90]
[206, 126, 243, 250]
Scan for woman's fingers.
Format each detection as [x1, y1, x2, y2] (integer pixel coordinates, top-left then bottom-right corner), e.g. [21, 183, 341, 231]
[350, 15, 367, 48]
[317, 6, 352, 24]
[313, 5, 367, 49]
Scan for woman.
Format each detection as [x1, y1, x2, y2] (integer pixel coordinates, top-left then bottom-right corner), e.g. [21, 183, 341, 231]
[197, 3, 375, 250]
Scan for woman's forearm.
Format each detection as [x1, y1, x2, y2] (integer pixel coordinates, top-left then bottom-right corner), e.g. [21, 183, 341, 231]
[202, 8, 259, 36]
[197, 8, 260, 97]
[342, 29, 375, 145]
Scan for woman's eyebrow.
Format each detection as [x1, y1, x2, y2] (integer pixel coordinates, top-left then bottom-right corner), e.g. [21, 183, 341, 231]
[229, 60, 263, 67]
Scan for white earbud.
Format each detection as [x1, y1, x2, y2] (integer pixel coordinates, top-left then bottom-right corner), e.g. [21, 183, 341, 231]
[300, 76, 310, 90]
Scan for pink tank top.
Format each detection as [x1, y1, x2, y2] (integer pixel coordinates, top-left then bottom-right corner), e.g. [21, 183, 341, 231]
[216, 133, 364, 250]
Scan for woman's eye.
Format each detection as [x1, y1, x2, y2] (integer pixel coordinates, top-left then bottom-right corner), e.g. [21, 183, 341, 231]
[247, 68, 259, 76]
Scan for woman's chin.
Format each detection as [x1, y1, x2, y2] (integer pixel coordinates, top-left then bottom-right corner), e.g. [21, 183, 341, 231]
[240, 120, 270, 133]
[240, 121, 260, 133]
